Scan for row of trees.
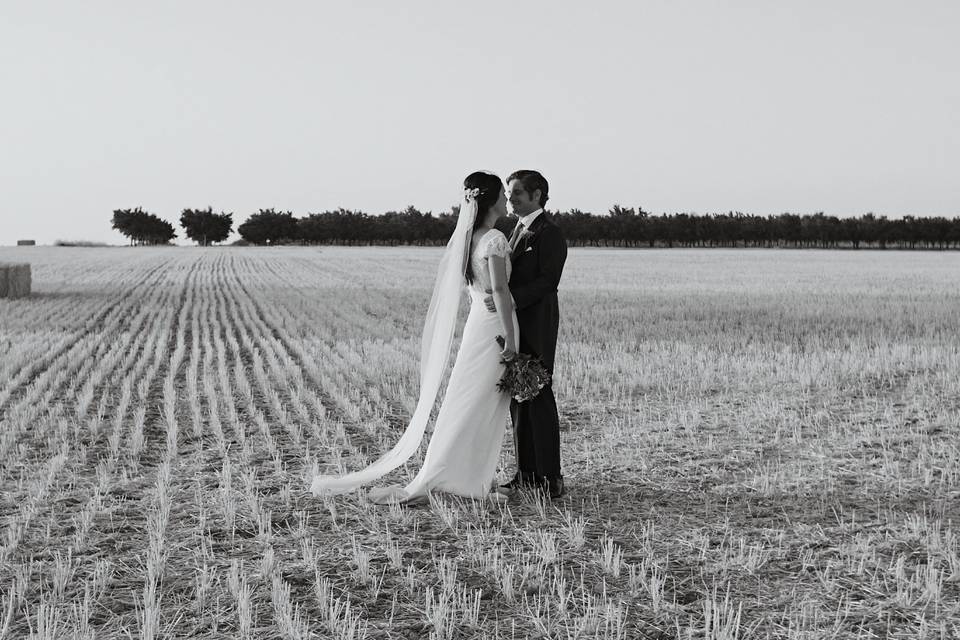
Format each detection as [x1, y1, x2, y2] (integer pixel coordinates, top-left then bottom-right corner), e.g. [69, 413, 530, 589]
[559, 207, 960, 249]
[238, 208, 454, 245]
[112, 206, 960, 249]
[236, 207, 960, 250]
[112, 207, 233, 245]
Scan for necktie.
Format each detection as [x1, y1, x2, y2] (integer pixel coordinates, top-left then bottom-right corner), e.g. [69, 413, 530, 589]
[508, 220, 525, 251]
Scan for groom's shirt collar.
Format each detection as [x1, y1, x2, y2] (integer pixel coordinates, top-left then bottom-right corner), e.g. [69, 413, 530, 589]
[519, 208, 543, 229]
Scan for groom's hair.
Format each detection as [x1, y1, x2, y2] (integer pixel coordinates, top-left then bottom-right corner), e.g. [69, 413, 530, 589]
[507, 170, 549, 207]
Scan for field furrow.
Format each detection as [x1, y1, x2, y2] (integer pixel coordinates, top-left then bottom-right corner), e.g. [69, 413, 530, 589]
[0, 260, 169, 419]
[1, 246, 959, 638]
[230, 254, 429, 476]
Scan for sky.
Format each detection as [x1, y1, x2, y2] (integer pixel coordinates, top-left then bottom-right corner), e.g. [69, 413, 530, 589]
[1, 1, 958, 245]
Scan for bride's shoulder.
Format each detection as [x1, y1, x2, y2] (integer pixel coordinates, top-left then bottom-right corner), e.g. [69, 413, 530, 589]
[483, 228, 510, 257]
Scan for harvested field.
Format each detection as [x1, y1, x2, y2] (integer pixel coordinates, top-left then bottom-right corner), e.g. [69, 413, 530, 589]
[0, 246, 959, 638]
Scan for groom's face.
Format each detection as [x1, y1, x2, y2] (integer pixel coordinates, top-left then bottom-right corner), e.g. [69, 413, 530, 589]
[507, 180, 540, 217]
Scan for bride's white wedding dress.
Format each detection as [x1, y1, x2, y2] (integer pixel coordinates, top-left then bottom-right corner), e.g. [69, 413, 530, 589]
[311, 227, 518, 504]
[371, 229, 517, 502]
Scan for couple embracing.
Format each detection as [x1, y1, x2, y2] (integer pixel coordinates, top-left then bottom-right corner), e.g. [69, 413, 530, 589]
[311, 170, 567, 504]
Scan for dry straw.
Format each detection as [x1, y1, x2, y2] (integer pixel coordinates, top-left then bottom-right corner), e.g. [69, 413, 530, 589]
[0, 263, 31, 298]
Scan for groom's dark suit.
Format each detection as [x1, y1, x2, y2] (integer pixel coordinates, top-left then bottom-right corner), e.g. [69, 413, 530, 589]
[506, 212, 567, 479]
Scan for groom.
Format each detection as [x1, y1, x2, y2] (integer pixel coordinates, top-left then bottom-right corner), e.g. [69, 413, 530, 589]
[486, 170, 567, 499]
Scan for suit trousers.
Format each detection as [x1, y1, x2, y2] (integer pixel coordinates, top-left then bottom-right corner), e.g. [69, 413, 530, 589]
[511, 384, 561, 478]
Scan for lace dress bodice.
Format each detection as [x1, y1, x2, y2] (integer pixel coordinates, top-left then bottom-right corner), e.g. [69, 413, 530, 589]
[469, 229, 511, 294]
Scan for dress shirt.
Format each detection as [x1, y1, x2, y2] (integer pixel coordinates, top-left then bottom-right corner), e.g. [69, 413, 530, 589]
[518, 208, 543, 229]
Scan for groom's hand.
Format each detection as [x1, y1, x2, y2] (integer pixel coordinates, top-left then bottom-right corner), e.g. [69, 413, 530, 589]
[484, 291, 496, 313]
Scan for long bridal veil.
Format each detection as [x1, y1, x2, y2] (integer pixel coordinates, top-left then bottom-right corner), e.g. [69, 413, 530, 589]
[309, 190, 479, 497]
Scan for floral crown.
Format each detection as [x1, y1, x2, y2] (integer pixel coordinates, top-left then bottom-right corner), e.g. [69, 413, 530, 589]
[464, 187, 482, 202]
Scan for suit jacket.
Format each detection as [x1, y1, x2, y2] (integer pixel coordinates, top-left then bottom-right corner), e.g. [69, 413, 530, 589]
[506, 212, 567, 372]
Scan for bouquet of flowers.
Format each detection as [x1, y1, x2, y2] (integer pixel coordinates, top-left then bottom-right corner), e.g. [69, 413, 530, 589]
[495, 336, 552, 402]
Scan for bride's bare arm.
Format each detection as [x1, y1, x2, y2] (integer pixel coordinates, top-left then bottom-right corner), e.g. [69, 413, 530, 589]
[487, 254, 517, 354]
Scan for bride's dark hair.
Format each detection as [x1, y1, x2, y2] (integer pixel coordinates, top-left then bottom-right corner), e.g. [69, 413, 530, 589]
[463, 171, 503, 286]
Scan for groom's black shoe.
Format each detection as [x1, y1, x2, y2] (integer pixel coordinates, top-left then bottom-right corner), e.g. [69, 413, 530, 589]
[499, 471, 536, 491]
[529, 474, 565, 499]
[545, 475, 565, 499]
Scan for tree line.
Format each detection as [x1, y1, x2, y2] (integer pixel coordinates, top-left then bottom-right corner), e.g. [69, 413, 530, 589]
[112, 207, 232, 245]
[111, 206, 960, 249]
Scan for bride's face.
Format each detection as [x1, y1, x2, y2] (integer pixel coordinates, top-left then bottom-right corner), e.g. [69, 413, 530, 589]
[491, 185, 508, 219]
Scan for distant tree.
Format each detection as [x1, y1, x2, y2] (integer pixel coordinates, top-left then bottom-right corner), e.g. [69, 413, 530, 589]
[297, 208, 371, 245]
[180, 207, 233, 245]
[606, 205, 638, 247]
[373, 206, 433, 245]
[237, 209, 298, 245]
[111, 207, 176, 245]
[434, 207, 459, 242]
[860, 212, 879, 247]
[552, 209, 594, 245]
[111, 208, 138, 241]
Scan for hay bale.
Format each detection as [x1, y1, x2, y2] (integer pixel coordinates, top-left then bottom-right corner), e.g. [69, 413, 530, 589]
[0, 263, 31, 299]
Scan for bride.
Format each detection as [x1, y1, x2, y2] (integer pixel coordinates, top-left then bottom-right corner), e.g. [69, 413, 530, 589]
[310, 171, 519, 504]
